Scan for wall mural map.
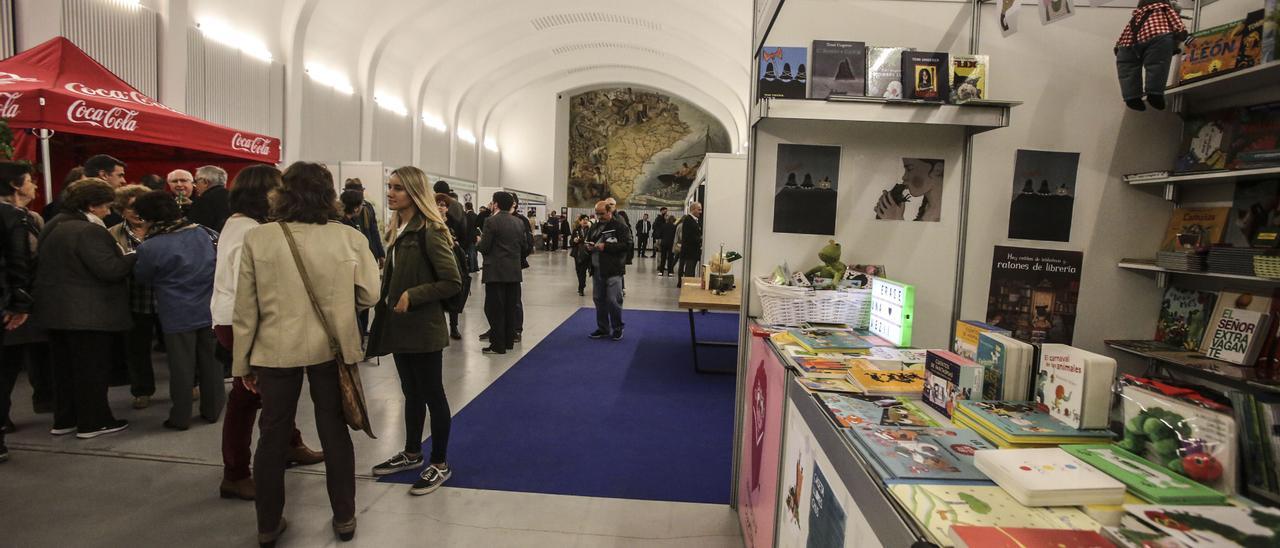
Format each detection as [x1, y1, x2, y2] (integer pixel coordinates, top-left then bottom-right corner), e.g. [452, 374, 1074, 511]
[567, 87, 731, 208]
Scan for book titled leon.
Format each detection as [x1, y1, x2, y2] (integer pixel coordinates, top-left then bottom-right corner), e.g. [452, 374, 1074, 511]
[1036, 344, 1117, 430]
[923, 350, 984, 418]
[900, 51, 949, 101]
[1202, 307, 1271, 365]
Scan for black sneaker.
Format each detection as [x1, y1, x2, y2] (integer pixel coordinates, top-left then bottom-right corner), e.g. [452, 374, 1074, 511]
[371, 451, 423, 476]
[77, 419, 129, 439]
[481, 346, 506, 355]
[611, 329, 624, 341]
[409, 464, 451, 496]
[478, 332, 490, 341]
[50, 425, 76, 436]
[588, 330, 609, 339]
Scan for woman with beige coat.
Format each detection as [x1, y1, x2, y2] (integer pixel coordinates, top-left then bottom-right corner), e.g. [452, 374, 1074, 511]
[232, 161, 380, 547]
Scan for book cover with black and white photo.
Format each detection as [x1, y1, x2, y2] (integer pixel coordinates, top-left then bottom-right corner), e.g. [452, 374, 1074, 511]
[809, 40, 866, 99]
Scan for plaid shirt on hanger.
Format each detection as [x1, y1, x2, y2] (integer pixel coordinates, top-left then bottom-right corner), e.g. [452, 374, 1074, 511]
[1116, 2, 1186, 47]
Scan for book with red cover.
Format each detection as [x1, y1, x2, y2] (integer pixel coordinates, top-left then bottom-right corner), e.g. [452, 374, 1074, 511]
[949, 525, 1115, 548]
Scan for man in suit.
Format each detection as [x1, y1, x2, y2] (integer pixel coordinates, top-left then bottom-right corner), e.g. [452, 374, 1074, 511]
[651, 207, 669, 259]
[635, 213, 652, 259]
[558, 213, 571, 249]
[476, 192, 529, 355]
[587, 200, 632, 341]
[187, 165, 231, 232]
[655, 209, 678, 276]
[677, 202, 704, 281]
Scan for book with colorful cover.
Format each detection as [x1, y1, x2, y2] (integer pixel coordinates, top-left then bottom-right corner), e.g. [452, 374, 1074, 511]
[846, 362, 927, 396]
[866, 46, 913, 99]
[1225, 180, 1280, 247]
[1036, 344, 1116, 430]
[1175, 108, 1237, 173]
[793, 356, 853, 379]
[796, 377, 861, 393]
[844, 425, 993, 483]
[1154, 287, 1218, 351]
[948, 54, 988, 104]
[1119, 380, 1239, 495]
[955, 400, 1114, 442]
[924, 350, 984, 418]
[1160, 207, 1230, 252]
[949, 525, 1116, 548]
[954, 320, 1011, 361]
[1178, 19, 1249, 84]
[1229, 101, 1280, 169]
[888, 484, 1101, 547]
[1062, 445, 1227, 505]
[975, 332, 1034, 401]
[1124, 505, 1280, 546]
[789, 328, 872, 354]
[1202, 307, 1271, 365]
[901, 50, 949, 102]
[813, 392, 939, 428]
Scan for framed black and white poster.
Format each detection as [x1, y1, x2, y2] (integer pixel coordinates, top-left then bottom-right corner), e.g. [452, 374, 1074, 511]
[1007, 149, 1079, 242]
[773, 144, 840, 235]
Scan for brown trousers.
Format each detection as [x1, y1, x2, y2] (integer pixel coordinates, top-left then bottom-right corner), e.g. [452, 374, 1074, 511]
[252, 362, 354, 534]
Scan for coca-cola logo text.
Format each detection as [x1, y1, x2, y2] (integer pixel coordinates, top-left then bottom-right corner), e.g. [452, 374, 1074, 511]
[231, 133, 272, 156]
[63, 82, 178, 112]
[67, 100, 138, 132]
[0, 72, 38, 85]
[0, 92, 22, 118]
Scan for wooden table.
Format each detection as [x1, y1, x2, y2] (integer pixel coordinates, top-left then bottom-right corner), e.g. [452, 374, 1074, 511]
[678, 277, 741, 374]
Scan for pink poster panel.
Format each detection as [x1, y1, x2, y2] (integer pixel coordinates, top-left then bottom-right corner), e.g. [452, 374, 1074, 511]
[738, 336, 788, 548]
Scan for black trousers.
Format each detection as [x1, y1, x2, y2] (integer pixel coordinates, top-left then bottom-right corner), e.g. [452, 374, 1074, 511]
[49, 330, 120, 432]
[637, 235, 650, 257]
[679, 255, 700, 279]
[254, 362, 354, 535]
[125, 312, 156, 397]
[575, 259, 592, 292]
[394, 351, 450, 463]
[2, 341, 50, 411]
[657, 244, 675, 273]
[0, 330, 10, 445]
[484, 282, 521, 348]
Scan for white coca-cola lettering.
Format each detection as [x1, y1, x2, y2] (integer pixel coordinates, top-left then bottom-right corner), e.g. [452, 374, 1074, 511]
[231, 133, 272, 156]
[67, 100, 139, 132]
[0, 93, 22, 118]
[63, 82, 178, 112]
[0, 72, 38, 85]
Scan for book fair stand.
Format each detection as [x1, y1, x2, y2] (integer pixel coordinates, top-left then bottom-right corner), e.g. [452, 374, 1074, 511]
[731, 0, 1280, 546]
[0, 36, 281, 208]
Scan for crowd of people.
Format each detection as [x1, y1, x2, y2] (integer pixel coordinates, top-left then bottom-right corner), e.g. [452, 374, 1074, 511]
[0, 152, 706, 545]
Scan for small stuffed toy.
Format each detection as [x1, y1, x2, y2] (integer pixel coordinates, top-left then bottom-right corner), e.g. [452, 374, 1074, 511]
[1114, 0, 1188, 111]
[806, 240, 847, 288]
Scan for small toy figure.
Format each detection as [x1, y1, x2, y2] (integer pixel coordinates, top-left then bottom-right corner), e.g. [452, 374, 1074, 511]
[1114, 0, 1188, 111]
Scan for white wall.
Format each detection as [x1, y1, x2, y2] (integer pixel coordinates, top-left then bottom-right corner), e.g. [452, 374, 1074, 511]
[419, 126, 451, 174]
[301, 77, 362, 164]
[699, 153, 749, 271]
[372, 107, 412, 168]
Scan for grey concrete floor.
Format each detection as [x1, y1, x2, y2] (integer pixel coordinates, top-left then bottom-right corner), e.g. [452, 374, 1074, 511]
[0, 249, 743, 547]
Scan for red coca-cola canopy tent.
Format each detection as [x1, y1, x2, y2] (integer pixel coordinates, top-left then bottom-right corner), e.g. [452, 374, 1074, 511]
[0, 37, 281, 207]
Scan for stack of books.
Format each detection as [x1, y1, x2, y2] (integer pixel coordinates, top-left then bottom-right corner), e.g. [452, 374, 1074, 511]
[1207, 246, 1264, 276]
[923, 350, 984, 418]
[813, 392, 938, 428]
[974, 448, 1127, 506]
[845, 359, 927, 396]
[865, 347, 927, 370]
[952, 319, 1011, 361]
[792, 355, 854, 379]
[975, 332, 1035, 401]
[953, 400, 1114, 448]
[844, 425, 993, 484]
[1061, 445, 1226, 505]
[788, 327, 873, 355]
[1156, 250, 1207, 271]
[1036, 344, 1117, 430]
[889, 483, 1101, 547]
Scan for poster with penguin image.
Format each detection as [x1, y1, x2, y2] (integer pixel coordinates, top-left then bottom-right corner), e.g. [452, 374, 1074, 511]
[759, 46, 808, 99]
[774, 144, 840, 235]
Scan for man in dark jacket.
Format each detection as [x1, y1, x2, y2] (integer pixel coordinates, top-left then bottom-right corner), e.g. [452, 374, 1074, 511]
[509, 195, 534, 342]
[652, 206, 669, 259]
[635, 213, 652, 259]
[543, 212, 560, 251]
[464, 202, 480, 271]
[655, 209, 678, 276]
[476, 192, 529, 355]
[586, 200, 632, 341]
[187, 165, 231, 232]
[677, 202, 704, 280]
[343, 179, 386, 267]
[558, 214, 571, 249]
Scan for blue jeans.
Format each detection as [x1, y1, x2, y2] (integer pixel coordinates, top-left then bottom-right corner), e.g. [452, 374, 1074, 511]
[592, 274, 625, 332]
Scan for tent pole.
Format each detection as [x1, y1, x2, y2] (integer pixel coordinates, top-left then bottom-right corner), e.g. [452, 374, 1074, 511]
[37, 129, 52, 203]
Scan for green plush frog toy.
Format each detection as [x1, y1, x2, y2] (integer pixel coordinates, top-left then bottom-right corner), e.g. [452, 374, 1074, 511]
[805, 240, 847, 289]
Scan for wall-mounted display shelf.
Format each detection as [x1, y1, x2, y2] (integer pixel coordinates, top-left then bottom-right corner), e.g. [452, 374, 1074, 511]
[1126, 166, 1280, 188]
[1165, 61, 1280, 106]
[1118, 258, 1280, 288]
[1105, 341, 1280, 395]
[751, 97, 1017, 133]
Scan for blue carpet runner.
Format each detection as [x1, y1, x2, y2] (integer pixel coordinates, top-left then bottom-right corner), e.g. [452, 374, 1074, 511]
[379, 308, 739, 504]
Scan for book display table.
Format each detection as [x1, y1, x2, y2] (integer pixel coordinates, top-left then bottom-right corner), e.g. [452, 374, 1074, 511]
[678, 277, 741, 374]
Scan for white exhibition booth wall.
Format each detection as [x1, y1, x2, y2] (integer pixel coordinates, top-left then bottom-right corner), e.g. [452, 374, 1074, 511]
[694, 153, 748, 273]
[745, 0, 1233, 354]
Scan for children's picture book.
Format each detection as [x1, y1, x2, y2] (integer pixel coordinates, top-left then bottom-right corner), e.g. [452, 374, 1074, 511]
[1119, 381, 1239, 494]
[924, 350, 984, 418]
[846, 362, 927, 396]
[796, 377, 861, 393]
[888, 483, 1101, 547]
[1154, 287, 1218, 351]
[1036, 344, 1116, 430]
[1175, 108, 1236, 172]
[789, 328, 871, 354]
[954, 320, 1011, 361]
[1062, 445, 1227, 505]
[956, 400, 1114, 441]
[950, 525, 1115, 548]
[974, 448, 1127, 506]
[814, 392, 939, 428]
[975, 332, 1034, 401]
[809, 40, 866, 99]
[949, 54, 988, 103]
[758, 46, 808, 99]
[866, 46, 912, 99]
[1225, 180, 1280, 247]
[1202, 307, 1271, 365]
[985, 246, 1083, 344]
[900, 50, 949, 102]
[1124, 504, 1280, 546]
[1179, 19, 1249, 84]
[1160, 207, 1230, 251]
[845, 425, 994, 482]
[1229, 101, 1280, 169]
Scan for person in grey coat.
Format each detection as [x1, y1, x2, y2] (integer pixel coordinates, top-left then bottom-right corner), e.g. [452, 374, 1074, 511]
[476, 192, 529, 355]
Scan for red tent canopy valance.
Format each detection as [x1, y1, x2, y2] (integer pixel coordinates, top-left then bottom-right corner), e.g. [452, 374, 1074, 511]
[0, 36, 280, 163]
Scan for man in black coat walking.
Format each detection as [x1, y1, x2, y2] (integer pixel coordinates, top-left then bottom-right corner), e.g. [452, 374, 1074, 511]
[477, 192, 530, 355]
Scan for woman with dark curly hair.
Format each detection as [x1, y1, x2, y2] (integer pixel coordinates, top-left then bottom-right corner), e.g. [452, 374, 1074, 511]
[33, 178, 136, 439]
[233, 161, 379, 546]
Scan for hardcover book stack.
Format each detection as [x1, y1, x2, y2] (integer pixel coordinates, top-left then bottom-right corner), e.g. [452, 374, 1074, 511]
[974, 332, 1035, 401]
[953, 319, 1011, 361]
[1035, 344, 1117, 430]
[1155, 249, 1207, 271]
[974, 448, 1127, 506]
[1206, 246, 1264, 276]
[953, 400, 1114, 449]
[923, 350, 984, 418]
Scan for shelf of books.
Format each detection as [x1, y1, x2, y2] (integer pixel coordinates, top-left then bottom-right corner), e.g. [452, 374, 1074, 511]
[1125, 166, 1280, 188]
[1105, 340, 1280, 395]
[1165, 61, 1280, 106]
[750, 97, 1015, 133]
[1118, 259, 1280, 286]
[750, 319, 1280, 547]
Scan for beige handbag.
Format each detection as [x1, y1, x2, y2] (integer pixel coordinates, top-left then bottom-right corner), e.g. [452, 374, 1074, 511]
[278, 223, 376, 439]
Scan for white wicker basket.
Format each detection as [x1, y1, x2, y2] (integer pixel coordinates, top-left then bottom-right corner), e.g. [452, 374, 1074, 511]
[753, 277, 873, 328]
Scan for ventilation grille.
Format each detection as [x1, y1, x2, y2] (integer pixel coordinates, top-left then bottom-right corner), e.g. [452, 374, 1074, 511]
[551, 42, 668, 57]
[566, 64, 645, 75]
[62, 0, 158, 97]
[185, 30, 279, 135]
[0, 0, 14, 58]
[531, 12, 661, 32]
